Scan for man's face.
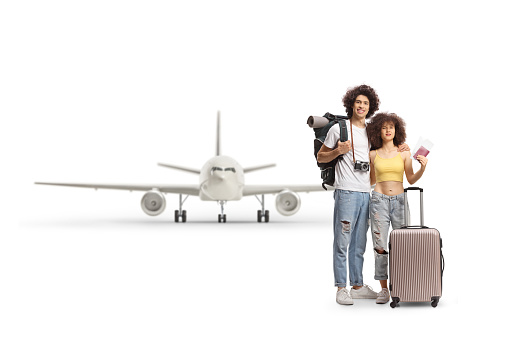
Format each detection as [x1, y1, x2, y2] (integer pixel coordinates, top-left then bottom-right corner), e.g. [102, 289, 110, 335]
[351, 94, 370, 119]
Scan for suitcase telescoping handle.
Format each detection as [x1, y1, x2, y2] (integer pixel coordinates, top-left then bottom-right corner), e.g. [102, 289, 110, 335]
[403, 187, 427, 228]
[402, 187, 445, 279]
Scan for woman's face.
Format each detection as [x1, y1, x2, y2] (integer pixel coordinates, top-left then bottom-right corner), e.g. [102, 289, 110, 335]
[381, 122, 395, 143]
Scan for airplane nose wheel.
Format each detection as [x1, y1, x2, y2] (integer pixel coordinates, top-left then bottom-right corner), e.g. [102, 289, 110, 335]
[218, 200, 227, 223]
[174, 194, 188, 222]
[255, 195, 269, 222]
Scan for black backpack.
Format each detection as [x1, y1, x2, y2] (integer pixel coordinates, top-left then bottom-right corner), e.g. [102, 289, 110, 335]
[308, 113, 349, 190]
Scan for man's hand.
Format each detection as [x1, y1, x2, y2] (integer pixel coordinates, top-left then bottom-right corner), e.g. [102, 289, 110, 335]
[337, 140, 352, 155]
[317, 141, 351, 163]
[398, 143, 410, 152]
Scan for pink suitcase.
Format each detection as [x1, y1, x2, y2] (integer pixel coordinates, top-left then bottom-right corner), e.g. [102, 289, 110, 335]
[389, 187, 444, 308]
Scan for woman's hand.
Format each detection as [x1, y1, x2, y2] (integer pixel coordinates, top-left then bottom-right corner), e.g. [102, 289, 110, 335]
[416, 155, 428, 169]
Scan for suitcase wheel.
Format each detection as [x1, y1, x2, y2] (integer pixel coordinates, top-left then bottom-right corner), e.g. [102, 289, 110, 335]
[390, 297, 399, 308]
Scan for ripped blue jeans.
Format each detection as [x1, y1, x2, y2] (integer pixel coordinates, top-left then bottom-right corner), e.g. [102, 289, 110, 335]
[333, 189, 370, 287]
[370, 191, 407, 280]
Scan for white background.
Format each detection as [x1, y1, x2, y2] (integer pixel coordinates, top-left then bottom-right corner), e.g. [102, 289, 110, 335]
[1, 0, 506, 337]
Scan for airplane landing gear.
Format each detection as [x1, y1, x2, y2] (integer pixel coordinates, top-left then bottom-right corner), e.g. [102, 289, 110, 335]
[218, 200, 227, 223]
[255, 195, 269, 222]
[174, 194, 189, 222]
[257, 210, 269, 222]
[175, 210, 187, 222]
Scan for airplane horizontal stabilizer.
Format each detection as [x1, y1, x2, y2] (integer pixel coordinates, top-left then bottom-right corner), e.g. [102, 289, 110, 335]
[243, 164, 276, 173]
[157, 163, 200, 174]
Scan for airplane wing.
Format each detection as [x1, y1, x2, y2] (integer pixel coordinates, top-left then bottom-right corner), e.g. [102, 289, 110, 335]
[34, 182, 200, 195]
[242, 184, 329, 196]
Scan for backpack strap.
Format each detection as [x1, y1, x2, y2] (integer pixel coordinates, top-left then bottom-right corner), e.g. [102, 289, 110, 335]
[324, 112, 336, 121]
[337, 119, 348, 143]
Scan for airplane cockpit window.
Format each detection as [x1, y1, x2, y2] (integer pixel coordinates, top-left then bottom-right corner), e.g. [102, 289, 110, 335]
[211, 166, 223, 175]
[211, 167, 236, 174]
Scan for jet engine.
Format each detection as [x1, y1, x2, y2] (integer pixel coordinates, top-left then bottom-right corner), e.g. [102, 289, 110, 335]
[141, 190, 166, 216]
[275, 190, 301, 216]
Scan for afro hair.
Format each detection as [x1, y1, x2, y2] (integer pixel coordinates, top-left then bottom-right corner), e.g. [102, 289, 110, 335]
[366, 112, 407, 150]
[342, 84, 380, 119]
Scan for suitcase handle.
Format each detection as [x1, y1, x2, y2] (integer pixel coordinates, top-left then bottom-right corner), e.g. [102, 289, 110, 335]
[438, 237, 445, 276]
[404, 186, 424, 226]
[401, 225, 429, 229]
[404, 187, 423, 192]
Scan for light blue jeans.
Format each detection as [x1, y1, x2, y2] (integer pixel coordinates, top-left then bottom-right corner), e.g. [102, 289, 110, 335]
[370, 191, 407, 280]
[333, 189, 370, 287]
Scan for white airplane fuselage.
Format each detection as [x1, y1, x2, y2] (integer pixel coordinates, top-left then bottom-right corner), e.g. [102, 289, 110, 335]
[199, 155, 244, 201]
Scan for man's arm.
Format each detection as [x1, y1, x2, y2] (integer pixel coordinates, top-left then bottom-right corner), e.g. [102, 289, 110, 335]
[316, 140, 351, 163]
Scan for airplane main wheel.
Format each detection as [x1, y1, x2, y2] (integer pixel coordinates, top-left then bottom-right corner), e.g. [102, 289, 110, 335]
[182, 210, 187, 222]
[174, 210, 180, 222]
[257, 210, 262, 222]
[218, 214, 226, 223]
[264, 210, 269, 223]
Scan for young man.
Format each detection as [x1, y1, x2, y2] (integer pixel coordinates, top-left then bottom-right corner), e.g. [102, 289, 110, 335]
[318, 85, 406, 305]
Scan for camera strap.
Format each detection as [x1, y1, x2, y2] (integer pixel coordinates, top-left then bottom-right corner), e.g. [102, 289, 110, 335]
[350, 119, 369, 165]
[350, 119, 357, 164]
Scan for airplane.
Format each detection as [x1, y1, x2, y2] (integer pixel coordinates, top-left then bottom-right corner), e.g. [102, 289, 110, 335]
[35, 111, 324, 223]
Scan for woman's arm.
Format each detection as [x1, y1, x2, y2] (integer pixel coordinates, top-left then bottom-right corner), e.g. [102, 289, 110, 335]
[403, 151, 428, 185]
[369, 150, 376, 186]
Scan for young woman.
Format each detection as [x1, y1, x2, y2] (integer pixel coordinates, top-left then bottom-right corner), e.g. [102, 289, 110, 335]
[366, 113, 428, 304]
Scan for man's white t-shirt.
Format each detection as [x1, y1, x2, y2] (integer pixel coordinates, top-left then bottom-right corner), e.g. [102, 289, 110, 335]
[323, 121, 371, 192]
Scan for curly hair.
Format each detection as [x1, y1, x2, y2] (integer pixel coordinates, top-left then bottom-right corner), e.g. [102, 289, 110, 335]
[366, 112, 407, 150]
[342, 84, 380, 119]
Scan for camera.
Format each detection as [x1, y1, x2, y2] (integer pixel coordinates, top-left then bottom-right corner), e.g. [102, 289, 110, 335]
[354, 161, 370, 172]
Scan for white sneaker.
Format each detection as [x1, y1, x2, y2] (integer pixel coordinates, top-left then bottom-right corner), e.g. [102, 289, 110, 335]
[350, 285, 378, 299]
[376, 288, 390, 304]
[336, 288, 354, 305]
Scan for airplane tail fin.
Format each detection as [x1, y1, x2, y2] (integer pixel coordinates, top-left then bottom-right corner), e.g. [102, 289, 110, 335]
[216, 110, 221, 156]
